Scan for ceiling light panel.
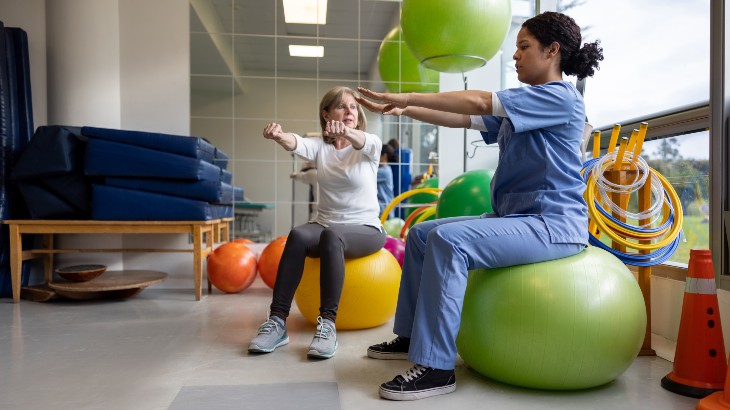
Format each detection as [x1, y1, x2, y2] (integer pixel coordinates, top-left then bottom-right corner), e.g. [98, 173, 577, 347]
[283, 0, 327, 24]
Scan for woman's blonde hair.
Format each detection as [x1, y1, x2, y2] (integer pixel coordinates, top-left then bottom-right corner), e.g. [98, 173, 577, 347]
[319, 86, 367, 144]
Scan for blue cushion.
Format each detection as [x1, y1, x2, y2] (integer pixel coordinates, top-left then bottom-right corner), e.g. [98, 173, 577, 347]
[214, 147, 229, 169]
[92, 184, 233, 221]
[105, 177, 242, 204]
[82, 126, 218, 163]
[12, 125, 85, 179]
[85, 139, 223, 181]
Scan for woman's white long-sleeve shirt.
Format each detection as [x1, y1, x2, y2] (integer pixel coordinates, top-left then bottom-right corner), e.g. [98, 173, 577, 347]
[291, 132, 382, 228]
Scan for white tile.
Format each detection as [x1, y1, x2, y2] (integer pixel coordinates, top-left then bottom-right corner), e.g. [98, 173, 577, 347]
[0, 279, 702, 410]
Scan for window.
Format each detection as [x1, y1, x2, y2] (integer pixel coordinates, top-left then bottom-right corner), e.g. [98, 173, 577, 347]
[561, 0, 711, 268]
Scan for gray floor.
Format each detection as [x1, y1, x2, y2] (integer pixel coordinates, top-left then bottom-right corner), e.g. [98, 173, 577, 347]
[0, 276, 701, 410]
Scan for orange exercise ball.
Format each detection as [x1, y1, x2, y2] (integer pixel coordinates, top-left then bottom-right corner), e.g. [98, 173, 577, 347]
[258, 236, 287, 289]
[207, 242, 257, 293]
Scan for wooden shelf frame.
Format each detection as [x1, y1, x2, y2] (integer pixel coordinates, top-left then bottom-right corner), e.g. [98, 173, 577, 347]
[4, 218, 233, 303]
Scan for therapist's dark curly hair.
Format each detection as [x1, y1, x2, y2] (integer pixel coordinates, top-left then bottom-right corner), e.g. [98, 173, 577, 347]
[522, 11, 604, 80]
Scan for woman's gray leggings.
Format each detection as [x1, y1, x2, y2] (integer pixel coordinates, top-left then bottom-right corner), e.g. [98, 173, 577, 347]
[270, 222, 386, 322]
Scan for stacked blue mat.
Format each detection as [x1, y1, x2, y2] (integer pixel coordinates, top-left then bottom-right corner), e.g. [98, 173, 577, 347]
[0, 22, 35, 296]
[82, 126, 240, 221]
[13, 126, 241, 221]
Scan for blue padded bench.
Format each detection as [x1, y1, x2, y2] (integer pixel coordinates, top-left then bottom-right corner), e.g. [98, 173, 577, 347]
[81, 126, 218, 165]
[105, 177, 243, 204]
[85, 139, 224, 181]
[92, 184, 233, 221]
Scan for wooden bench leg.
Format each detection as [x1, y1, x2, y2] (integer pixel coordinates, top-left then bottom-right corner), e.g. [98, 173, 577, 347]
[193, 225, 203, 301]
[43, 234, 54, 283]
[9, 225, 22, 303]
[206, 226, 213, 294]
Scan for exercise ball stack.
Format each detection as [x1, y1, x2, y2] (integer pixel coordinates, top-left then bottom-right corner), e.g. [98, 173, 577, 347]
[378, 27, 439, 93]
[400, 0, 511, 73]
[457, 246, 646, 390]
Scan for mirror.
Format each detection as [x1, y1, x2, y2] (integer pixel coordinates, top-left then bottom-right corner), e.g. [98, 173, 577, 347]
[190, 0, 440, 240]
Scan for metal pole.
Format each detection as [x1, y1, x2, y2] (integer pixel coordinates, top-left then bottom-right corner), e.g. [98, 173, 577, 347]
[291, 153, 296, 229]
[463, 74, 468, 173]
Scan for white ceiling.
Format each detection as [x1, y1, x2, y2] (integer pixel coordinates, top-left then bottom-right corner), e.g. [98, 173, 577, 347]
[190, 0, 401, 79]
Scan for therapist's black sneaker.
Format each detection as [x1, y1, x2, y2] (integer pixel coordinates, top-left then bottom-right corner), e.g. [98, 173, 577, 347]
[367, 336, 410, 360]
[379, 364, 456, 401]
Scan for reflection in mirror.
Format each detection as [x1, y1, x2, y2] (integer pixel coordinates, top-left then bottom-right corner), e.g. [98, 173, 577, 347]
[190, 0, 439, 239]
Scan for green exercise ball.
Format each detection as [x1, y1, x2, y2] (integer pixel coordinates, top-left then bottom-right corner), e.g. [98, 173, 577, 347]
[401, 0, 512, 73]
[436, 169, 493, 218]
[457, 246, 646, 390]
[378, 27, 439, 93]
[383, 218, 406, 238]
[405, 177, 439, 221]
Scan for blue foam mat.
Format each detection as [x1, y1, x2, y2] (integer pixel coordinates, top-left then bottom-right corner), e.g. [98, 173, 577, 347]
[92, 184, 233, 221]
[104, 177, 242, 204]
[85, 139, 223, 181]
[81, 126, 219, 164]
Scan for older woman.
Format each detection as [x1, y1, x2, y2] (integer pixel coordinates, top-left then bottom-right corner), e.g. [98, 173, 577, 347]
[248, 86, 386, 359]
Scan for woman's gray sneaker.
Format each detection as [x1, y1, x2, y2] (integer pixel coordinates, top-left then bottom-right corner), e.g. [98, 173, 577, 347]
[248, 317, 289, 353]
[307, 316, 337, 359]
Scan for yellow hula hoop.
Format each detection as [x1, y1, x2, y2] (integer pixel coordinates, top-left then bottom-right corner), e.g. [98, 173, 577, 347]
[586, 168, 682, 251]
[585, 173, 673, 240]
[401, 205, 433, 239]
[380, 187, 442, 224]
[586, 172, 679, 248]
[400, 206, 438, 240]
[414, 206, 437, 225]
[585, 165, 671, 240]
[591, 200, 672, 240]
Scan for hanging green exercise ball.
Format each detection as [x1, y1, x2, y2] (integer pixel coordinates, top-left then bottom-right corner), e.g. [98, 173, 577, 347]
[378, 27, 439, 93]
[401, 0, 512, 73]
[436, 169, 494, 218]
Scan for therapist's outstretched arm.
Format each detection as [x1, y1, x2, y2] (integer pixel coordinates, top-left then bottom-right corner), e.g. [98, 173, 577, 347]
[357, 87, 492, 116]
[356, 95, 471, 129]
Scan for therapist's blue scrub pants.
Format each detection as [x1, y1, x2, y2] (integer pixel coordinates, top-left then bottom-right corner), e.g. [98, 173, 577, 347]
[393, 214, 585, 371]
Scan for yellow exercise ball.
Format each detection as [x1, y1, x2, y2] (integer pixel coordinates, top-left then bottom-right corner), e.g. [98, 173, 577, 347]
[294, 249, 402, 330]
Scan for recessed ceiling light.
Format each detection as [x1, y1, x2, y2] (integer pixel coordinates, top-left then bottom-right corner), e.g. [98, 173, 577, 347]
[289, 45, 324, 58]
[283, 0, 327, 24]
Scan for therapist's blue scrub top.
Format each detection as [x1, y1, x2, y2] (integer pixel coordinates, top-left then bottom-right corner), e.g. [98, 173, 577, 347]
[479, 81, 588, 245]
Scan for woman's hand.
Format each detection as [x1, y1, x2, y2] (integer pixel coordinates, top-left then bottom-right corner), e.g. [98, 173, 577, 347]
[357, 87, 409, 109]
[322, 120, 348, 138]
[354, 95, 404, 116]
[263, 122, 285, 141]
[263, 122, 297, 151]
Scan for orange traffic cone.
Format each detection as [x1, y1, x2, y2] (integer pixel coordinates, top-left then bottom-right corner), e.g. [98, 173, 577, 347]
[661, 249, 726, 398]
[698, 356, 730, 409]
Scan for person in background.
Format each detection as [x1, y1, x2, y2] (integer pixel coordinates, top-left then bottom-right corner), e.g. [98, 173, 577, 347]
[248, 86, 386, 360]
[356, 11, 603, 400]
[378, 144, 396, 220]
[291, 160, 318, 220]
[386, 138, 400, 151]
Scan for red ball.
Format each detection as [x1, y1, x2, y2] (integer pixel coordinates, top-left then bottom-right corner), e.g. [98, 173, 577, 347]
[207, 242, 257, 293]
[257, 235, 287, 289]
